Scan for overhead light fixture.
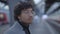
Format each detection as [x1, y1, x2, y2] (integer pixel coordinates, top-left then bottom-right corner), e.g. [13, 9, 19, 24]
[33, 0, 41, 4]
[0, 2, 5, 8]
[4, 5, 9, 10]
[42, 15, 48, 20]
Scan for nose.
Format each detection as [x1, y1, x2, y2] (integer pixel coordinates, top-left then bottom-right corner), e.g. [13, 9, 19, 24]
[29, 13, 33, 17]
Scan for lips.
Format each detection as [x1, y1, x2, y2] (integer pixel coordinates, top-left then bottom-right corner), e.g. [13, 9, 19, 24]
[28, 17, 33, 21]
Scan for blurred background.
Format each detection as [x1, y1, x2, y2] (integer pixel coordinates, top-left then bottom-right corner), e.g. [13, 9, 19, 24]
[0, 0, 60, 34]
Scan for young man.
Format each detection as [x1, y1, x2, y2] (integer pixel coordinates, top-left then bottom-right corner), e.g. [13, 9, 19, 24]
[4, 2, 34, 34]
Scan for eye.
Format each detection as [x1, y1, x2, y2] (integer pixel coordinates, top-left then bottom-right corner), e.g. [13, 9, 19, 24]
[24, 11, 29, 14]
[32, 11, 36, 15]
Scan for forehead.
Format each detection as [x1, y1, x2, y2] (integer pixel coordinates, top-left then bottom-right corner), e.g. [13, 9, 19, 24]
[22, 8, 33, 11]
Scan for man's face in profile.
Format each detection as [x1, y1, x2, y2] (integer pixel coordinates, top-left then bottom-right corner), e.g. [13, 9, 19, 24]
[18, 8, 34, 24]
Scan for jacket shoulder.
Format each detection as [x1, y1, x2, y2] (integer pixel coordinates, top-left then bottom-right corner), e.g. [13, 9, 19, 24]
[4, 23, 17, 34]
[4, 29, 15, 34]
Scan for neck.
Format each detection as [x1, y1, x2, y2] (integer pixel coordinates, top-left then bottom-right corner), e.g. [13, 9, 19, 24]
[21, 22, 29, 27]
[18, 20, 29, 28]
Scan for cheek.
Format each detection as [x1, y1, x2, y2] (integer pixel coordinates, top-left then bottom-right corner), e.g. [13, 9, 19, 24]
[21, 14, 28, 21]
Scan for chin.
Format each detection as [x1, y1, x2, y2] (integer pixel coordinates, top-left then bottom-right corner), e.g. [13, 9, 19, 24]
[27, 21, 32, 24]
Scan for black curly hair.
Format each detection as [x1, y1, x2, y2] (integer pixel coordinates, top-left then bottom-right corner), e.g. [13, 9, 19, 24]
[14, 2, 33, 21]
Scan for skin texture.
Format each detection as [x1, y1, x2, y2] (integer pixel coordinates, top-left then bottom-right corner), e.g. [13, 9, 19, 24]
[18, 8, 34, 25]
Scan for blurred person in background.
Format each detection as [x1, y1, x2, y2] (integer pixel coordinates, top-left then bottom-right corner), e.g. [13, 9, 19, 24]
[0, 13, 8, 25]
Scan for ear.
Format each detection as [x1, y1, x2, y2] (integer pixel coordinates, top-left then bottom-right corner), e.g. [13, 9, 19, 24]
[18, 16, 22, 21]
[18, 16, 21, 19]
